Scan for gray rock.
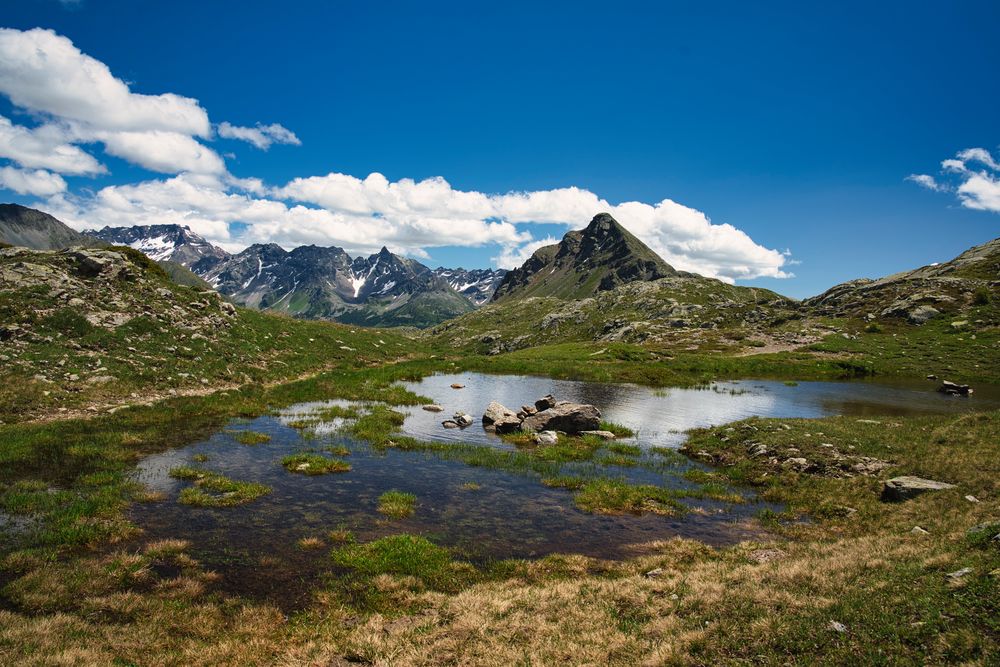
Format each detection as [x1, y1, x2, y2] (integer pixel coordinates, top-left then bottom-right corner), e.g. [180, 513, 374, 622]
[946, 567, 973, 582]
[521, 401, 601, 434]
[881, 476, 957, 502]
[907, 305, 940, 324]
[441, 420, 459, 429]
[534, 394, 557, 411]
[580, 430, 617, 440]
[422, 404, 443, 412]
[938, 380, 972, 396]
[453, 413, 474, 427]
[532, 430, 559, 445]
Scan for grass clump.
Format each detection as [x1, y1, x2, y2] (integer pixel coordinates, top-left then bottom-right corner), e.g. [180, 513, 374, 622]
[325, 445, 350, 456]
[600, 421, 635, 437]
[169, 467, 271, 507]
[574, 479, 685, 516]
[232, 430, 271, 445]
[377, 490, 417, 518]
[605, 442, 642, 457]
[281, 453, 351, 475]
[541, 475, 586, 490]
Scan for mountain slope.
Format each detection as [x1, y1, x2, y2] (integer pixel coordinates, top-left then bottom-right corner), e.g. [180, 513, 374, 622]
[0, 203, 95, 250]
[204, 244, 474, 327]
[491, 213, 681, 301]
[86, 224, 231, 271]
[803, 237, 1000, 323]
[433, 267, 507, 306]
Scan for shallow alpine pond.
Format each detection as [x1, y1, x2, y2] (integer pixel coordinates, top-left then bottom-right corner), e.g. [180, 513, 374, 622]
[129, 373, 1000, 607]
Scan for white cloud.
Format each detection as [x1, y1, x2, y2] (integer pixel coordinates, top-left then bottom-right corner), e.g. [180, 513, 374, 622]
[493, 236, 560, 269]
[0, 115, 105, 175]
[217, 122, 301, 150]
[0, 166, 66, 196]
[956, 147, 1000, 172]
[277, 172, 790, 281]
[906, 174, 948, 192]
[0, 28, 210, 137]
[0, 27, 791, 282]
[94, 130, 226, 175]
[957, 172, 1000, 212]
[910, 146, 1000, 213]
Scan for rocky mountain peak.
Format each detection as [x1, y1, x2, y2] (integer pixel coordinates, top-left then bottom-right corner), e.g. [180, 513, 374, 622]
[491, 212, 680, 302]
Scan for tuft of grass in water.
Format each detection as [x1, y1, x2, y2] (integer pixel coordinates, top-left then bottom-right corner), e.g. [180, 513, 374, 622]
[605, 442, 642, 457]
[459, 481, 481, 491]
[599, 421, 635, 437]
[327, 528, 355, 544]
[541, 475, 586, 490]
[192, 453, 209, 462]
[325, 445, 350, 457]
[286, 419, 317, 430]
[169, 467, 271, 507]
[377, 490, 417, 519]
[281, 453, 351, 475]
[783, 380, 799, 387]
[297, 536, 324, 550]
[574, 479, 686, 516]
[231, 430, 272, 445]
[315, 404, 360, 420]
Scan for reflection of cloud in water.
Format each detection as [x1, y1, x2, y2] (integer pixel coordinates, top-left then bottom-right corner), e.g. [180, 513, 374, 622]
[399, 374, 1000, 449]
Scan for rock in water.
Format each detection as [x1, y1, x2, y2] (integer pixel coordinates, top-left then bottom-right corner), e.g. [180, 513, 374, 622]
[881, 476, 957, 502]
[521, 402, 601, 434]
[453, 413, 474, 427]
[534, 394, 557, 411]
[422, 404, 444, 412]
[937, 380, 972, 396]
[481, 401, 521, 434]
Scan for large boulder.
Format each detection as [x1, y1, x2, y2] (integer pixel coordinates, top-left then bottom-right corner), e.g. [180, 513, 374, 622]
[521, 401, 601, 434]
[482, 401, 521, 434]
[881, 476, 956, 502]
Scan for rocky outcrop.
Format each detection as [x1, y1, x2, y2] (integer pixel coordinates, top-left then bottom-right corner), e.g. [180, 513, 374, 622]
[881, 476, 957, 502]
[521, 401, 602, 434]
[482, 401, 521, 434]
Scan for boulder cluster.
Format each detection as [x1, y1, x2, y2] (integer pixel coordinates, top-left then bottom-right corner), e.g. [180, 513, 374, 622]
[433, 393, 609, 440]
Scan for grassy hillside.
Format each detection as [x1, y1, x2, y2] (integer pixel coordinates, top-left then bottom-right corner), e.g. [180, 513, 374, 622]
[0, 245, 424, 423]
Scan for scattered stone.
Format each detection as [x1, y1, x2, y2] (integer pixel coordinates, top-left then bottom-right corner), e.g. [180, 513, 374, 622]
[441, 420, 459, 429]
[532, 430, 559, 445]
[828, 620, 848, 633]
[926, 374, 938, 380]
[938, 380, 972, 396]
[881, 476, 956, 502]
[450, 383, 465, 389]
[910, 526, 930, 535]
[421, 404, 444, 412]
[965, 495, 980, 504]
[643, 568, 664, 578]
[907, 305, 940, 324]
[747, 442, 769, 458]
[855, 419, 882, 425]
[782, 457, 811, 472]
[453, 413, 474, 427]
[534, 394, 557, 411]
[580, 430, 617, 440]
[482, 401, 521, 433]
[946, 567, 973, 583]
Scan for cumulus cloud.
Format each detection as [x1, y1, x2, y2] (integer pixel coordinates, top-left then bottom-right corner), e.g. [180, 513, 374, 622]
[0, 27, 790, 282]
[217, 122, 301, 150]
[276, 172, 790, 281]
[494, 236, 560, 269]
[0, 115, 105, 175]
[0, 166, 66, 196]
[0, 28, 210, 136]
[910, 146, 1000, 213]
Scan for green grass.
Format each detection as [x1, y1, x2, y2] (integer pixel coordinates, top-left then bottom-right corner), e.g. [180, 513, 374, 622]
[377, 490, 417, 518]
[574, 478, 686, 515]
[231, 430, 271, 445]
[600, 421, 636, 437]
[281, 453, 351, 475]
[169, 467, 271, 507]
[605, 442, 642, 456]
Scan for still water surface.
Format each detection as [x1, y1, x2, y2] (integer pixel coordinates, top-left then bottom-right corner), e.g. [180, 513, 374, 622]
[130, 373, 998, 606]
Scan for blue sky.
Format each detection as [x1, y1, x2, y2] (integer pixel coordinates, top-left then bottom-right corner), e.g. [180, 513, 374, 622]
[0, 0, 998, 297]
